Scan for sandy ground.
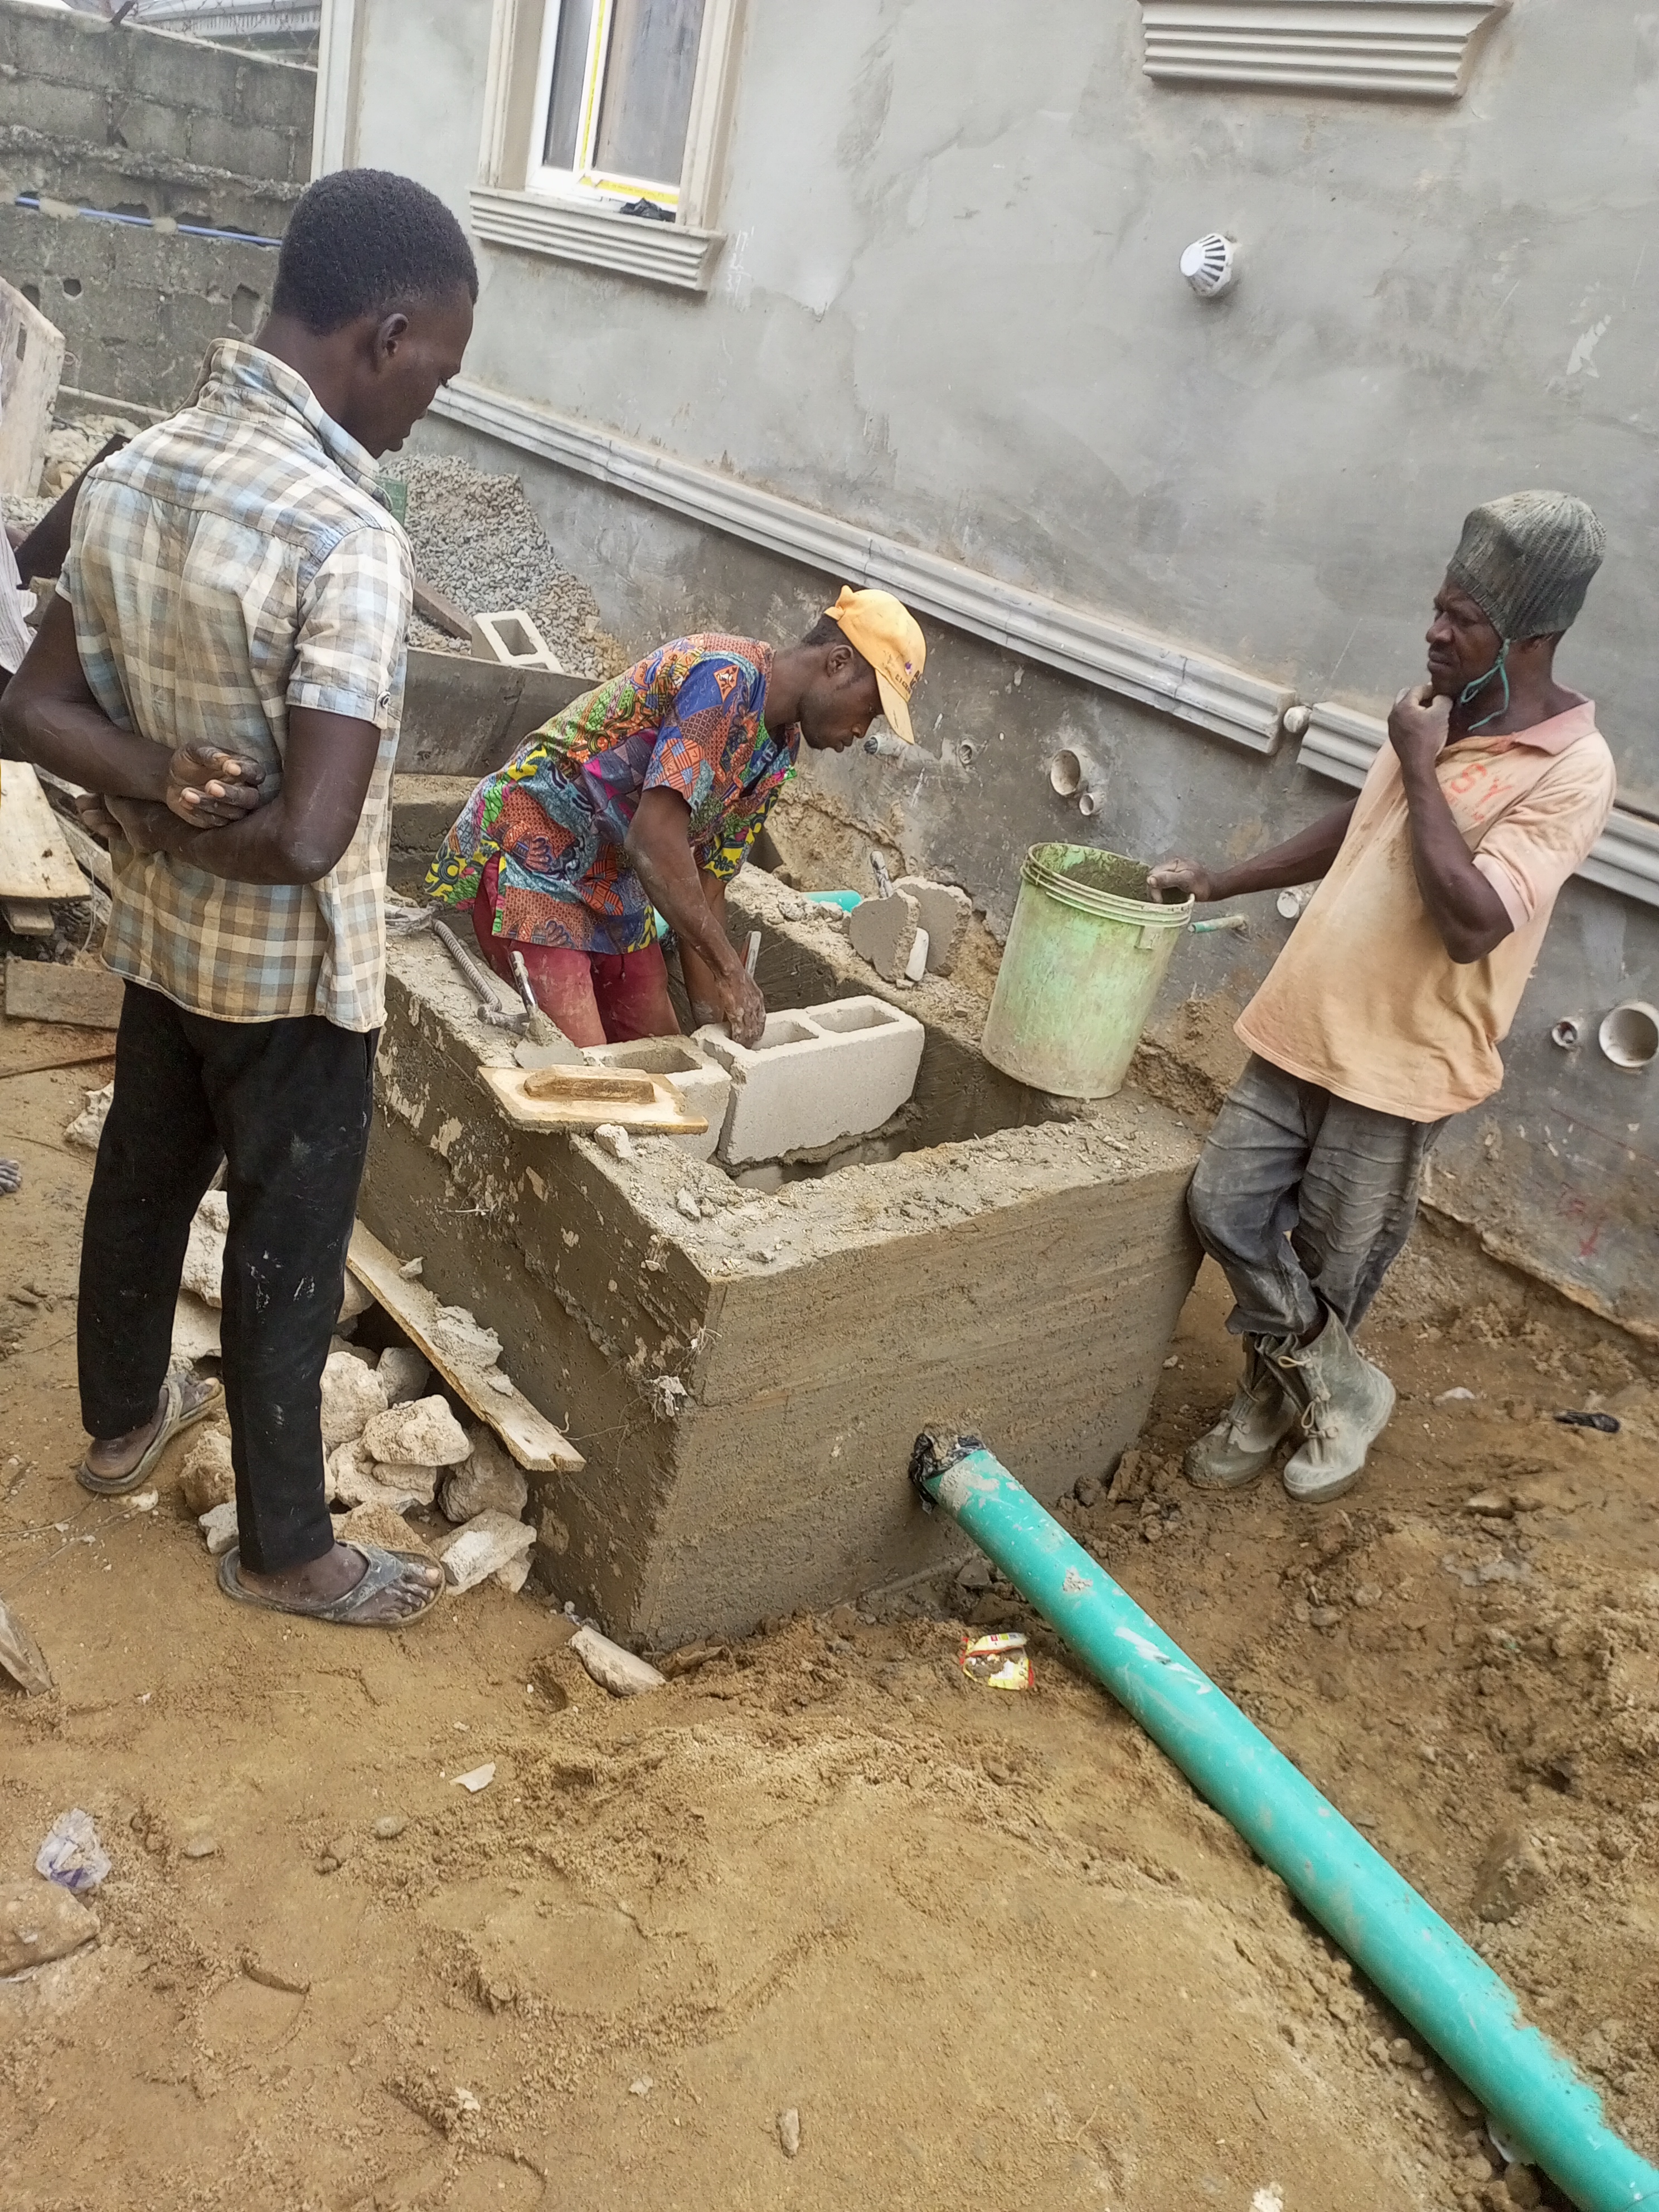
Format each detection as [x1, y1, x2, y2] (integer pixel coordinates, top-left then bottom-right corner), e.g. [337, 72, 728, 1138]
[3, 1002, 1658, 2211]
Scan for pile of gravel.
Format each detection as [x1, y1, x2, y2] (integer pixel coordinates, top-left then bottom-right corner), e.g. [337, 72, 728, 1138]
[399, 454, 618, 680]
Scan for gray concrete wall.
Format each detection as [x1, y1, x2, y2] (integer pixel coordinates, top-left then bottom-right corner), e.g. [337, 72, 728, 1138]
[352, 0, 1659, 1338]
[0, 0, 312, 406]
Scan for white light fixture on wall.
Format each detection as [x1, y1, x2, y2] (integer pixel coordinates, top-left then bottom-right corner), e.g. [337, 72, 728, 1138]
[1180, 233, 1236, 298]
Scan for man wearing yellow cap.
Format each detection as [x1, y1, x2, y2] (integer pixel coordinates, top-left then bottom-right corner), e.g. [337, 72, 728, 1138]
[427, 587, 925, 1047]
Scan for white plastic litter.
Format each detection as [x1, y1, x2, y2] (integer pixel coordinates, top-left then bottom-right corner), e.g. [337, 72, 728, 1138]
[453, 1763, 496, 1793]
[36, 1808, 111, 1894]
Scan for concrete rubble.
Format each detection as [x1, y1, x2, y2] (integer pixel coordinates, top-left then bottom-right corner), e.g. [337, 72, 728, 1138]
[0, 1881, 99, 1977]
[319, 1350, 388, 1449]
[178, 1428, 234, 1516]
[439, 1430, 528, 1524]
[438, 1510, 535, 1593]
[569, 1624, 666, 1697]
[361, 1396, 472, 1469]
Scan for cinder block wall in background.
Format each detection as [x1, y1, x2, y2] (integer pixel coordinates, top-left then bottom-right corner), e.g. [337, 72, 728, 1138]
[0, 0, 313, 413]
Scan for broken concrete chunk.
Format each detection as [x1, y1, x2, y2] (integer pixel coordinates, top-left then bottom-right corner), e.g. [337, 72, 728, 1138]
[65, 1081, 113, 1153]
[326, 1437, 429, 1514]
[593, 1122, 636, 1161]
[438, 1510, 535, 1593]
[429, 1305, 502, 1370]
[894, 877, 972, 976]
[337, 1269, 373, 1324]
[0, 1595, 53, 1696]
[846, 889, 921, 983]
[199, 1500, 239, 1557]
[362, 1395, 472, 1469]
[336, 1501, 437, 1560]
[178, 1427, 235, 1516]
[0, 1880, 99, 1976]
[180, 1206, 225, 1309]
[319, 1349, 389, 1448]
[494, 1554, 532, 1594]
[569, 1624, 666, 1697]
[376, 1345, 430, 1406]
[438, 1430, 528, 1524]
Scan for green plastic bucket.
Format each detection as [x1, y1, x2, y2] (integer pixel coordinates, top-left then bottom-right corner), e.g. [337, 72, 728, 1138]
[980, 843, 1192, 1098]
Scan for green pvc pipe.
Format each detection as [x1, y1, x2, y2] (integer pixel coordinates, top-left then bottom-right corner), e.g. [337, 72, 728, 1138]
[910, 1433, 1659, 2212]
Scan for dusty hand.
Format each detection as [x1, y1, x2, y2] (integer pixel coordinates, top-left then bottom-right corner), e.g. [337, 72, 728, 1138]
[716, 964, 767, 1049]
[1388, 683, 1452, 768]
[1146, 856, 1214, 905]
[164, 744, 269, 827]
[72, 790, 121, 845]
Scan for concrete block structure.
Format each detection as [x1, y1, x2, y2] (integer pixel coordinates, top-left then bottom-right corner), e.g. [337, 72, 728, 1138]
[581, 1036, 732, 1163]
[694, 997, 925, 1169]
[360, 869, 1201, 1645]
[0, 0, 313, 412]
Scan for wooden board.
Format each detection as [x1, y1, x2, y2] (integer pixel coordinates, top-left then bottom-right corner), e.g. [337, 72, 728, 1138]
[4, 955, 124, 1029]
[1, 900, 52, 937]
[0, 760, 90, 902]
[0, 279, 65, 502]
[477, 1060, 708, 1135]
[346, 1221, 585, 1475]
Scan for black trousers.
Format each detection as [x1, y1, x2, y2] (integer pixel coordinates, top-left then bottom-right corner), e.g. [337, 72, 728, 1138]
[79, 981, 376, 1576]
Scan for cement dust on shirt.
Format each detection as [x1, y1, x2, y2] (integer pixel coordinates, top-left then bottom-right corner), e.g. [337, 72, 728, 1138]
[1237, 703, 1616, 1122]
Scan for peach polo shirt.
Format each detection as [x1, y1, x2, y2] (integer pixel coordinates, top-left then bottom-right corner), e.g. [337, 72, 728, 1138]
[1234, 702, 1617, 1123]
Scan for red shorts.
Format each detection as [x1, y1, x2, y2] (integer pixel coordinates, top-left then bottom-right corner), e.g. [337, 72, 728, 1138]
[469, 857, 679, 1048]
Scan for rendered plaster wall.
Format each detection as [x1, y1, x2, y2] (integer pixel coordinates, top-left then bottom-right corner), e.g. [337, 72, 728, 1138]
[351, 0, 1658, 1335]
[0, 0, 312, 405]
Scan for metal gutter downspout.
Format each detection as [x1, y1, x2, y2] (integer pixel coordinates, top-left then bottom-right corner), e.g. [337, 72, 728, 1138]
[910, 1432, 1659, 2212]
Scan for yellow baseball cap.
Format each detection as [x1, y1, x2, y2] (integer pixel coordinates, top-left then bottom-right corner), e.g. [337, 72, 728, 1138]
[823, 585, 925, 742]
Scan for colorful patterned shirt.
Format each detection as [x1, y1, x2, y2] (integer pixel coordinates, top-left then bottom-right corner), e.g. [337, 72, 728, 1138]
[62, 340, 411, 1031]
[426, 636, 798, 954]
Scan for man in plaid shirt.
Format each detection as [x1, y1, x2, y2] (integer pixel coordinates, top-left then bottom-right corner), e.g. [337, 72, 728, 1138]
[3, 170, 476, 1627]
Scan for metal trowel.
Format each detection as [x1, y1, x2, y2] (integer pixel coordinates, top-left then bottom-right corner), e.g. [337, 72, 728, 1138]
[508, 951, 584, 1069]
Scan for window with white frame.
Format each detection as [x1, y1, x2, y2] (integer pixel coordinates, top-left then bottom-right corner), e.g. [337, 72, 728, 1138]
[530, 0, 709, 214]
[472, 0, 740, 289]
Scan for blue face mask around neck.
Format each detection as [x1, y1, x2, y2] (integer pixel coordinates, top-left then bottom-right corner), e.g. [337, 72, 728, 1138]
[1458, 638, 1511, 730]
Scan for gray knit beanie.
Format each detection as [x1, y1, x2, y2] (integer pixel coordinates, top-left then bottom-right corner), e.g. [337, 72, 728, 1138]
[1446, 491, 1606, 639]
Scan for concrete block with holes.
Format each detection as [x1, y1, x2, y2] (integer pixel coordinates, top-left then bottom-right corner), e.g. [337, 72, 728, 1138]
[580, 1035, 733, 1162]
[693, 998, 925, 1167]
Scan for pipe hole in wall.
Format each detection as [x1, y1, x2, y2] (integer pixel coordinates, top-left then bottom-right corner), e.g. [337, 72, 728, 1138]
[1550, 1016, 1587, 1051]
[1597, 1001, 1659, 1071]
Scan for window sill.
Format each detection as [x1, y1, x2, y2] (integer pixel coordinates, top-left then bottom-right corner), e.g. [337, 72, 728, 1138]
[469, 186, 725, 293]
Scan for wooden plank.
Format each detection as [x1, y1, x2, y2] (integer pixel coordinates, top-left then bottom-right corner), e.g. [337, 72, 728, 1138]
[346, 1220, 585, 1475]
[2, 901, 54, 937]
[0, 760, 91, 901]
[0, 279, 65, 501]
[476, 1061, 707, 1134]
[411, 574, 476, 641]
[4, 955, 124, 1029]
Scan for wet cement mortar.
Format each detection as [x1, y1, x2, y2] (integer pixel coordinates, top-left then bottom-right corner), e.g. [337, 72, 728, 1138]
[2, 892, 1658, 2208]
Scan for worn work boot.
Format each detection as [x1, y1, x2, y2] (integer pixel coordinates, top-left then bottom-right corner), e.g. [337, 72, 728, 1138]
[1275, 1314, 1396, 1503]
[1184, 1336, 1301, 1490]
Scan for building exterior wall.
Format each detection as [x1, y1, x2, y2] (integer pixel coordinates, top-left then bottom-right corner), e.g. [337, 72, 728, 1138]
[0, 0, 313, 406]
[342, 0, 1658, 1336]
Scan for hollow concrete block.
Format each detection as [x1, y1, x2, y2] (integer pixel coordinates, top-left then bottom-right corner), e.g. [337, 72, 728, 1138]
[581, 1036, 733, 1161]
[694, 998, 925, 1167]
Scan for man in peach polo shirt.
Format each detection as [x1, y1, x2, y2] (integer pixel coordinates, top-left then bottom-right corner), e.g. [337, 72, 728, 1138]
[1149, 492, 1616, 1503]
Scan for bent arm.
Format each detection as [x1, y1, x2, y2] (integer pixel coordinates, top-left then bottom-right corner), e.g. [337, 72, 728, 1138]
[109, 705, 383, 885]
[625, 787, 765, 1043]
[1149, 801, 1356, 905]
[0, 595, 172, 800]
[1396, 757, 1512, 964]
[625, 789, 744, 985]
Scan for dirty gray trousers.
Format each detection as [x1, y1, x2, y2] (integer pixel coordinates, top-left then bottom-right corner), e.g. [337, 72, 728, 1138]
[1187, 1055, 1447, 1341]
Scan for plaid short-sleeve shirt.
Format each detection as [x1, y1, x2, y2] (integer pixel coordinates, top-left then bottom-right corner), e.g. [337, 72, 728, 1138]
[425, 637, 799, 954]
[62, 340, 411, 1031]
